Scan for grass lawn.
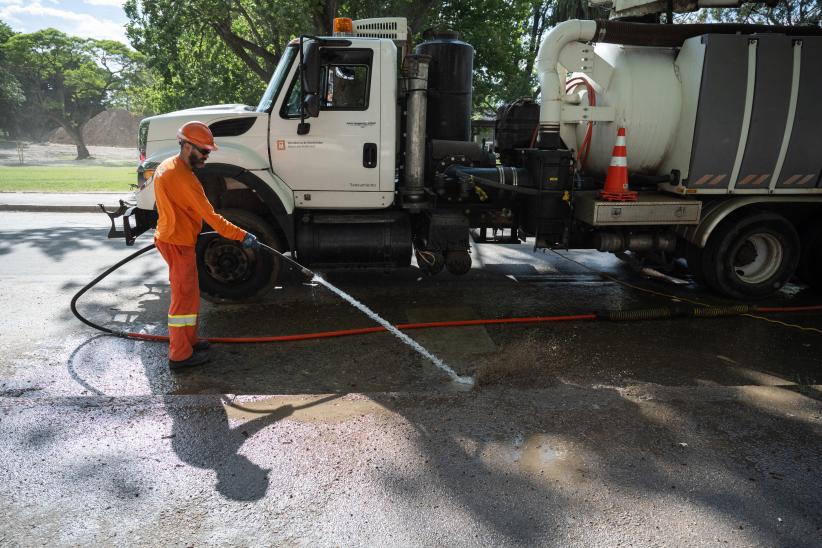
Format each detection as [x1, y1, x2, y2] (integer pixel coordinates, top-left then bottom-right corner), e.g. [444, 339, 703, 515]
[0, 165, 136, 192]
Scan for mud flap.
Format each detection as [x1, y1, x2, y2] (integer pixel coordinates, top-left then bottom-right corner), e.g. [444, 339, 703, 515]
[99, 200, 154, 246]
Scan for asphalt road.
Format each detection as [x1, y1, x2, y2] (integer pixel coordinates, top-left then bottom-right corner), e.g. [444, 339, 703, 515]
[1, 211, 821, 546]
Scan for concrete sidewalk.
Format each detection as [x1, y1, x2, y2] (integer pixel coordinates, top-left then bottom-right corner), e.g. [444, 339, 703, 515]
[0, 192, 132, 213]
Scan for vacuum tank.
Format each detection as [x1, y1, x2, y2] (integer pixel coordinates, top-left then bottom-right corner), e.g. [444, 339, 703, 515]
[569, 43, 682, 177]
[415, 30, 474, 141]
[563, 30, 822, 191]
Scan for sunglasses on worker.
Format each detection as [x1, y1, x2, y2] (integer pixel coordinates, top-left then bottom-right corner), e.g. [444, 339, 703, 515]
[186, 141, 211, 156]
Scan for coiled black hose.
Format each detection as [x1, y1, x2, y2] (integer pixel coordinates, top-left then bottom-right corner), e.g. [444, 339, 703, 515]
[70, 242, 157, 337]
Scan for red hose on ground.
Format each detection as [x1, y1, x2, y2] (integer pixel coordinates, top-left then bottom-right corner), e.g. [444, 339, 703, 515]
[125, 305, 822, 344]
[126, 313, 598, 343]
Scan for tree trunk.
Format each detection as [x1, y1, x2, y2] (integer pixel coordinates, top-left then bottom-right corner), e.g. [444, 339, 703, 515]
[64, 124, 91, 160]
[75, 138, 91, 160]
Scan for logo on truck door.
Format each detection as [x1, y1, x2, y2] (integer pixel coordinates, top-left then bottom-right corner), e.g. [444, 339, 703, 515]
[276, 139, 323, 150]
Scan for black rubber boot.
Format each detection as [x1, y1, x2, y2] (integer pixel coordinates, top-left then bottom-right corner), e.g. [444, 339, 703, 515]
[169, 350, 210, 370]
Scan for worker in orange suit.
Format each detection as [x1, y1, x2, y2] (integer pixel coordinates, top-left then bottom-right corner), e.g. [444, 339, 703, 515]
[153, 121, 260, 370]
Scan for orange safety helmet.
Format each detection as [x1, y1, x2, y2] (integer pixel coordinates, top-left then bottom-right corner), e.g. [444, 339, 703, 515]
[177, 121, 219, 151]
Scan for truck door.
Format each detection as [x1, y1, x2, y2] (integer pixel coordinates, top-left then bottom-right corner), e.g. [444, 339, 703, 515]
[270, 44, 390, 208]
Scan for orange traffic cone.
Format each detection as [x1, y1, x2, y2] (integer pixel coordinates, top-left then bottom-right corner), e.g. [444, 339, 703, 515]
[600, 127, 637, 202]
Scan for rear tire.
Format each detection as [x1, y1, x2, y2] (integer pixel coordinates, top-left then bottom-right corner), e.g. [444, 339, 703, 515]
[197, 209, 282, 303]
[702, 212, 799, 300]
[686, 242, 707, 287]
[797, 221, 822, 291]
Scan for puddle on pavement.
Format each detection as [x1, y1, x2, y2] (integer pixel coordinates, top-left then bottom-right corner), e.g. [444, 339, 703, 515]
[222, 394, 391, 423]
[480, 433, 585, 481]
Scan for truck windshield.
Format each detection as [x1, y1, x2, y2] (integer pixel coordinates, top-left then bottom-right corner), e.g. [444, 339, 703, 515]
[256, 45, 298, 112]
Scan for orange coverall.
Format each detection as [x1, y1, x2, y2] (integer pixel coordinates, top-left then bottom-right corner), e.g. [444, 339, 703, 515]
[153, 156, 247, 362]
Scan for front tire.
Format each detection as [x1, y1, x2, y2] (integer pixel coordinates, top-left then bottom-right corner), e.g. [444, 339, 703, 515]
[702, 212, 799, 300]
[196, 209, 282, 303]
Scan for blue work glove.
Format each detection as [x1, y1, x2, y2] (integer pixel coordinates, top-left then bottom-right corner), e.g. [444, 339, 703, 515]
[242, 233, 259, 249]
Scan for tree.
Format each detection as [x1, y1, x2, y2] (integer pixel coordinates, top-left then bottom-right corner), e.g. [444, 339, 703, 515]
[124, 0, 322, 113]
[124, 0, 547, 115]
[0, 21, 24, 138]
[678, 0, 821, 24]
[2, 29, 145, 158]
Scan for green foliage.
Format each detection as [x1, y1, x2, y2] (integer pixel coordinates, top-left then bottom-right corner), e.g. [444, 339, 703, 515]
[679, 0, 821, 25]
[426, 0, 535, 116]
[91, 0, 822, 127]
[123, 1, 612, 117]
[0, 21, 24, 137]
[124, 0, 317, 113]
[1, 29, 145, 157]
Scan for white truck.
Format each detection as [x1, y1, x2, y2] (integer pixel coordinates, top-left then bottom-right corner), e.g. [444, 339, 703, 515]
[103, 11, 822, 302]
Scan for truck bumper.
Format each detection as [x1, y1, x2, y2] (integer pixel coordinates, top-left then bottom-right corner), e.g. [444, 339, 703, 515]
[99, 200, 157, 246]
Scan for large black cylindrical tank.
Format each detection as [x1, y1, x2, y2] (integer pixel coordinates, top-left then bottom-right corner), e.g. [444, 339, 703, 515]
[414, 30, 474, 142]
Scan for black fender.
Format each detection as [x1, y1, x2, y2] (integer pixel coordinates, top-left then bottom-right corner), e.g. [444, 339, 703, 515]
[195, 163, 295, 250]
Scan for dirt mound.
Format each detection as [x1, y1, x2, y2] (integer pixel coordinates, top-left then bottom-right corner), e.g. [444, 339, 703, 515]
[48, 109, 143, 148]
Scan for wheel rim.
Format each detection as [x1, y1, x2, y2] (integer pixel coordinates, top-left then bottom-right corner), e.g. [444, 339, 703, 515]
[732, 233, 783, 284]
[202, 239, 256, 283]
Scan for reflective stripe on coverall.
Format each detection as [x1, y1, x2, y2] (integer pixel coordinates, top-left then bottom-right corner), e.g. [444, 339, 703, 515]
[155, 240, 200, 361]
[153, 155, 247, 362]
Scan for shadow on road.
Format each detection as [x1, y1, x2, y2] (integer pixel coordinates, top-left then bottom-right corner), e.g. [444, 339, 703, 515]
[159, 394, 342, 502]
[0, 225, 125, 259]
[60, 263, 822, 538]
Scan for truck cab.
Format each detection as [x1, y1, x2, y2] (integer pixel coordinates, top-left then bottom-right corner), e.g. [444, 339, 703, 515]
[106, 19, 414, 302]
[267, 38, 397, 209]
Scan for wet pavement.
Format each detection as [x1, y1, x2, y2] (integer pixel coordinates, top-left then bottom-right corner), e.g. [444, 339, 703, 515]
[1, 212, 821, 546]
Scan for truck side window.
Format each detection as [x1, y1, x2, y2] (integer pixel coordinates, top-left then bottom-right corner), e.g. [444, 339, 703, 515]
[283, 78, 308, 118]
[281, 48, 373, 118]
[324, 65, 368, 109]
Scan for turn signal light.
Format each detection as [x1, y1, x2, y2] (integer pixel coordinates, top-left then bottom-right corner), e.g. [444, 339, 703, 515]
[333, 17, 353, 36]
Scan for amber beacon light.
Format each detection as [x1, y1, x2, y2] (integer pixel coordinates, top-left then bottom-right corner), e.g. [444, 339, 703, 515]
[333, 17, 354, 36]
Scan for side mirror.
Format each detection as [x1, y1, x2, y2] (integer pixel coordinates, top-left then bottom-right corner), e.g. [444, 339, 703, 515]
[302, 40, 321, 97]
[303, 94, 320, 118]
[298, 37, 321, 134]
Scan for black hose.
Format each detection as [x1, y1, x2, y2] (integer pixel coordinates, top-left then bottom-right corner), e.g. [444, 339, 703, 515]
[469, 174, 540, 196]
[597, 304, 756, 321]
[446, 165, 540, 196]
[593, 19, 822, 48]
[70, 233, 314, 339]
[70, 242, 156, 337]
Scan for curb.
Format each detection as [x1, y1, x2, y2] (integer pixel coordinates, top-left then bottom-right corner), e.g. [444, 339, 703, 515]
[0, 204, 105, 213]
